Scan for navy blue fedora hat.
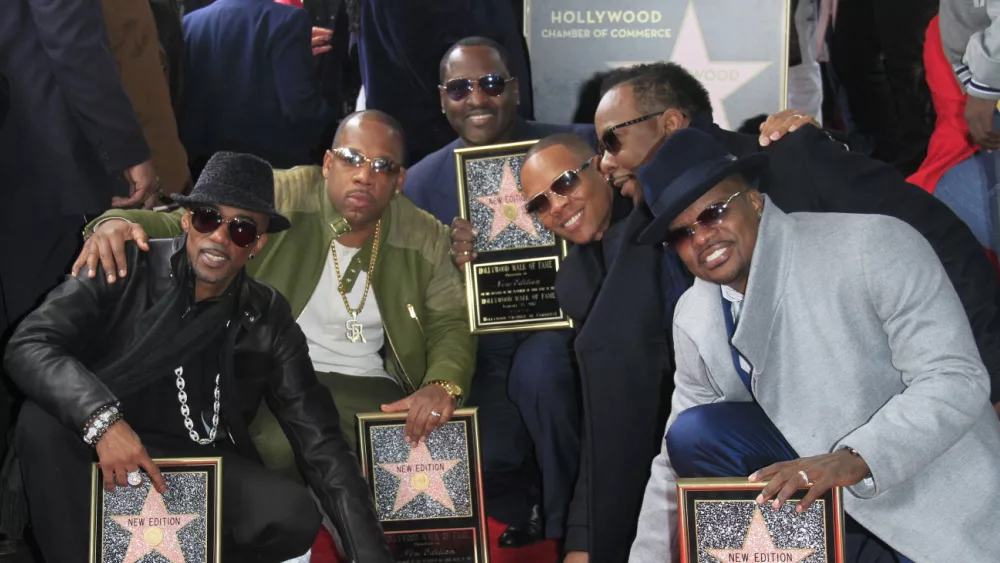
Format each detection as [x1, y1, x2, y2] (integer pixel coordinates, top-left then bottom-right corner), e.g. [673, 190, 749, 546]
[636, 128, 768, 245]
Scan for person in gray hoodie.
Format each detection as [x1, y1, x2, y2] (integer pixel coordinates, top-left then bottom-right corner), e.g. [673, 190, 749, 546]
[940, 0, 1000, 149]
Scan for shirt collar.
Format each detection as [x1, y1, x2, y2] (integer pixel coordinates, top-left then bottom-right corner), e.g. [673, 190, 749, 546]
[721, 284, 744, 304]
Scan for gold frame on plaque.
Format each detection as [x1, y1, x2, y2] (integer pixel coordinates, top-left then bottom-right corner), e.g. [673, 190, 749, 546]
[454, 140, 573, 334]
[676, 478, 845, 563]
[89, 457, 223, 563]
[356, 408, 490, 563]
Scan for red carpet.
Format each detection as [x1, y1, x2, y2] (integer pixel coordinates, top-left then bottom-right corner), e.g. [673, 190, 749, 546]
[309, 517, 560, 562]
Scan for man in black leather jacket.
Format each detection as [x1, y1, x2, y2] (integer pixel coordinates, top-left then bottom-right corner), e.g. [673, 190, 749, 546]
[4, 152, 392, 563]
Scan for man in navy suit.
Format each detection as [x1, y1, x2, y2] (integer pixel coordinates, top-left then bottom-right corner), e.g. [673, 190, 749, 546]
[180, 0, 332, 173]
[359, 0, 535, 164]
[404, 37, 594, 548]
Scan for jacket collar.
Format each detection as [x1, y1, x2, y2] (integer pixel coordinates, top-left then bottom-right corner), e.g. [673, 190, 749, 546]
[169, 234, 260, 327]
[729, 196, 793, 379]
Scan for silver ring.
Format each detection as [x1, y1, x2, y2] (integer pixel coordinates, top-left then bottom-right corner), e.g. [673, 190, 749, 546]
[430, 410, 442, 417]
[791, 113, 806, 119]
[798, 470, 810, 485]
[126, 470, 143, 487]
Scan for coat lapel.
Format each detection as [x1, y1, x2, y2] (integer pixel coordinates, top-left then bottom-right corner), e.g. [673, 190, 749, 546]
[731, 196, 794, 389]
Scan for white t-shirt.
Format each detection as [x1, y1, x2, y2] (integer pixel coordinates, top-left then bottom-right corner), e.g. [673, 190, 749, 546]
[296, 241, 389, 377]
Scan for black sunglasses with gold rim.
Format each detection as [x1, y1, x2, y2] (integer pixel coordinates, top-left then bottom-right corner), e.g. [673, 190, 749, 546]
[331, 147, 402, 174]
[525, 157, 594, 215]
[597, 111, 666, 156]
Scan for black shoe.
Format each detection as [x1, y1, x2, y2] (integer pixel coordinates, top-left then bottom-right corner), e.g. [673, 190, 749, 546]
[497, 504, 545, 548]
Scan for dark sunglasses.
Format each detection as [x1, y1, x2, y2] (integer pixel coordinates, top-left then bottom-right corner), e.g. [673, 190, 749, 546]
[191, 207, 260, 248]
[332, 147, 401, 174]
[598, 112, 665, 156]
[440, 74, 515, 102]
[662, 191, 744, 247]
[525, 157, 593, 215]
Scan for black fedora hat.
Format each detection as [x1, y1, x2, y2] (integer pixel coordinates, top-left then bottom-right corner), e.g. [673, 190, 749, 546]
[173, 152, 291, 233]
[636, 128, 768, 245]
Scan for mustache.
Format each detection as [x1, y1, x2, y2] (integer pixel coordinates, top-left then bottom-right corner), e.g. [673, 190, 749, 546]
[345, 188, 374, 201]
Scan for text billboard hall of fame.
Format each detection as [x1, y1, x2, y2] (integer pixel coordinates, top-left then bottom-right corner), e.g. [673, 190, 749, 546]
[456, 140, 571, 334]
[526, 0, 790, 129]
[90, 458, 221, 563]
[677, 479, 844, 563]
[358, 410, 490, 562]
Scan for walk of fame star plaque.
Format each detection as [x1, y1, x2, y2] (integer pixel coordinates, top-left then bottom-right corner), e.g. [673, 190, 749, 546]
[455, 140, 573, 334]
[90, 458, 221, 563]
[677, 478, 845, 563]
[357, 408, 489, 563]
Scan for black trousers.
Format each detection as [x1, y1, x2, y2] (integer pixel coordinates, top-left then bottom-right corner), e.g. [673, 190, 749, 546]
[830, 0, 937, 177]
[14, 401, 321, 563]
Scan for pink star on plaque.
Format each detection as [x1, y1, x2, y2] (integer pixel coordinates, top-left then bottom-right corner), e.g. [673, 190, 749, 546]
[705, 505, 815, 563]
[379, 441, 461, 513]
[110, 487, 199, 563]
[475, 158, 540, 243]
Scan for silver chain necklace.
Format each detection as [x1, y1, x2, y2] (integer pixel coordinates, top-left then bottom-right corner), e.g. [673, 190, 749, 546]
[175, 366, 221, 445]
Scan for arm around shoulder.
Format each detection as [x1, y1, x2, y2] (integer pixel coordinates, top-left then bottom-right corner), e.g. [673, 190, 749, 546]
[85, 207, 185, 239]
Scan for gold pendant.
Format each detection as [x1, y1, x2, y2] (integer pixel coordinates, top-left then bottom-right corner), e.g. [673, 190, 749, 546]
[346, 314, 366, 343]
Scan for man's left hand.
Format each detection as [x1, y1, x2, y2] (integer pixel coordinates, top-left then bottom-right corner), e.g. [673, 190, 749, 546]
[758, 109, 819, 146]
[380, 385, 457, 444]
[749, 449, 870, 512]
[312, 27, 333, 56]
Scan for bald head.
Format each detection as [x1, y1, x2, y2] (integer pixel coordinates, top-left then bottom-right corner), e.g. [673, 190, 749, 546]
[333, 110, 406, 164]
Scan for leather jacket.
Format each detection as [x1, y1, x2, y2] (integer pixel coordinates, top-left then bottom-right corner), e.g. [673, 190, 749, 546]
[4, 236, 392, 562]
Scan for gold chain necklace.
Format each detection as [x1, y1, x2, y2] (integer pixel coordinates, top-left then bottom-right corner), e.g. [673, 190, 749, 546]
[331, 220, 381, 343]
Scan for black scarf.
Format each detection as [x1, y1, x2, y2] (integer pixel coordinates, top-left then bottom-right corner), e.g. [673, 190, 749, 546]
[92, 242, 240, 399]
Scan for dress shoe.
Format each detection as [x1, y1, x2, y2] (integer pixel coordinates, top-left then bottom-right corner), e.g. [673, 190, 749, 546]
[497, 504, 545, 548]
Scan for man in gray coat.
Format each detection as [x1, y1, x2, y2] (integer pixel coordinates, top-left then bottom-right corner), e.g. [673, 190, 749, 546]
[628, 128, 1000, 563]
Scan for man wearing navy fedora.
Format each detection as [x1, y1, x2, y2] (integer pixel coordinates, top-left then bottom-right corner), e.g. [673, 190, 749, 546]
[5, 152, 392, 562]
[628, 129, 1000, 563]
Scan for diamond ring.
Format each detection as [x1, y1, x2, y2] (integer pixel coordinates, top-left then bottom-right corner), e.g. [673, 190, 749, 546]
[798, 470, 811, 485]
[430, 410, 442, 417]
[126, 470, 143, 487]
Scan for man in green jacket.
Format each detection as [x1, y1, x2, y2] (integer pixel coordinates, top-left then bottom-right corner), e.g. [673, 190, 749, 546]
[73, 111, 475, 468]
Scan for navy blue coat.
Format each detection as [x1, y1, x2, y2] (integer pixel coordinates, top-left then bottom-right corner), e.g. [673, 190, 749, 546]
[403, 118, 596, 225]
[359, 0, 535, 164]
[0, 0, 150, 222]
[180, 0, 331, 166]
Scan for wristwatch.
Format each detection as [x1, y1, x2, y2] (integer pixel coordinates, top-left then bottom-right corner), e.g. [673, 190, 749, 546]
[426, 380, 463, 401]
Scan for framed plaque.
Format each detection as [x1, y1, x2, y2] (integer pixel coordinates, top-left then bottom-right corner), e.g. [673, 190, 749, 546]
[89, 457, 222, 563]
[356, 408, 489, 563]
[677, 478, 845, 563]
[455, 140, 573, 334]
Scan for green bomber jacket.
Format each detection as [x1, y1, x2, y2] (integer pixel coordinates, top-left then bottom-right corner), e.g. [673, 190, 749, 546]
[89, 165, 476, 395]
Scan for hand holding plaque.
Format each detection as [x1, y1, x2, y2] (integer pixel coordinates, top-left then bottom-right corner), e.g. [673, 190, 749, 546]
[455, 140, 572, 334]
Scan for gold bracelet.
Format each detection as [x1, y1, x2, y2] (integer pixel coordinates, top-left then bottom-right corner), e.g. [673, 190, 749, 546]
[425, 380, 463, 400]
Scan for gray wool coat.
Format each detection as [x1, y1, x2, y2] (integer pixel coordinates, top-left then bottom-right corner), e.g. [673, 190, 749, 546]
[629, 197, 1000, 563]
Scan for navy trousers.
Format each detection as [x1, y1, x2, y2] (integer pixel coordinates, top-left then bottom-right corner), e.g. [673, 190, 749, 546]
[467, 330, 580, 538]
[666, 402, 916, 563]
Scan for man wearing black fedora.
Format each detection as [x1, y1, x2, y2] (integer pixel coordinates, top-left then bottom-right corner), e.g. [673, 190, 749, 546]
[628, 128, 1000, 563]
[5, 152, 392, 562]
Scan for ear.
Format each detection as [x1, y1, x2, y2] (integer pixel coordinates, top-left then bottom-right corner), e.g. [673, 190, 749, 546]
[180, 209, 193, 233]
[394, 168, 408, 195]
[439, 87, 449, 113]
[658, 108, 688, 136]
[252, 233, 269, 255]
[510, 77, 521, 105]
[747, 189, 765, 215]
[322, 150, 333, 179]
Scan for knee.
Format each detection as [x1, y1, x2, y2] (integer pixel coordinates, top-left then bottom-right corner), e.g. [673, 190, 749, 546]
[509, 331, 574, 400]
[665, 404, 722, 461]
[235, 481, 321, 557]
